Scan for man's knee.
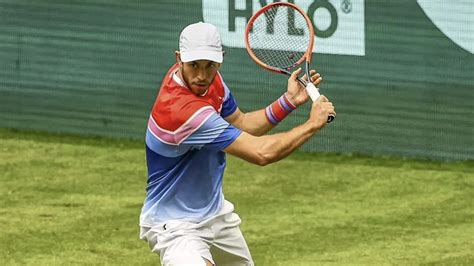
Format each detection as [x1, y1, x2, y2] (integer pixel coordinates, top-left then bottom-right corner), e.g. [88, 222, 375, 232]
[204, 258, 214, 266]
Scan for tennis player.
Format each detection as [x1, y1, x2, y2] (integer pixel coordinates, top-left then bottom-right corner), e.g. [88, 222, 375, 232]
[139, 22, 335, 266]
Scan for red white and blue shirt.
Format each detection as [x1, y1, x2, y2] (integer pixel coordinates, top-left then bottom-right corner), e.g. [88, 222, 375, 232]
[140, 64, 241, 225]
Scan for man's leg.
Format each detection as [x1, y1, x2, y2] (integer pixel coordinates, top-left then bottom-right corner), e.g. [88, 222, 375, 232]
[160, 236, 213, 266]
[211, 212, 254, 266]
[141, 225, 215, 265]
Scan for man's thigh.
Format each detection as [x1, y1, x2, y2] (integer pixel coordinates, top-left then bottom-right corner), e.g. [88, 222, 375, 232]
[141, 224, 214, 265]
[211, 212, 254, 266]
[161, 235, 213, 266]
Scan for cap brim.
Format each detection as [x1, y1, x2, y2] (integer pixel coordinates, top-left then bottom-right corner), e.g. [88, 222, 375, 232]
[180, 50, 223, 63]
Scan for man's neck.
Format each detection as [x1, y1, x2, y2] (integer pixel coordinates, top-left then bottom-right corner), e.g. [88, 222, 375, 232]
[174, 68, 208, 96]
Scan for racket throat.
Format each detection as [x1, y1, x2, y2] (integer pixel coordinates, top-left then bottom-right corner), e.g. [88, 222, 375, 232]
[305, 61, 311, 82]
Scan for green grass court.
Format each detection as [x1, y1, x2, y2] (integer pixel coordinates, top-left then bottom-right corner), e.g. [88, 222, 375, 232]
[1, 129, 473, 265]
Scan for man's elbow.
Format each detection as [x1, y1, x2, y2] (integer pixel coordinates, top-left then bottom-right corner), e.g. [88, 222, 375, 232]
[254, 150, 276, 166]
[254, 157, 269, 166]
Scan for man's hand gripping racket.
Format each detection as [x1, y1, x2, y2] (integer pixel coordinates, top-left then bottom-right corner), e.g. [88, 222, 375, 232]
[245, 2, 335, 123]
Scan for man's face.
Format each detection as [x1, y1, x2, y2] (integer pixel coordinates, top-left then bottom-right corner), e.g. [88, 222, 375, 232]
[178, 57, 221, 95]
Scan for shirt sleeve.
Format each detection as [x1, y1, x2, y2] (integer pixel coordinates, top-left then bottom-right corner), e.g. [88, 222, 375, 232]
[146, 107, 241, 157]
[182, 111, 242, 151]
[220, 81, 238, 118]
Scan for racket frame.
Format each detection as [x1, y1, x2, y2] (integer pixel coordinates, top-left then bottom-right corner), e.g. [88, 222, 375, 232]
[245, 2, 334, 122]
[245, 2, 314, 78]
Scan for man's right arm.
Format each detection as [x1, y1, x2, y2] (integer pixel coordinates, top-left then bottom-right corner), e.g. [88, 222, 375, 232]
[224, 95, 335, 166]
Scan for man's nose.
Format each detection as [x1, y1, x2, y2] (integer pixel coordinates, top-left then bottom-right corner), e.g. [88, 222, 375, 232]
[196, 68, 207, 81]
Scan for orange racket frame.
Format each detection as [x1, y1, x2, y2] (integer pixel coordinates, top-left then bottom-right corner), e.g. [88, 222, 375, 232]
[245, 2, 335, 123]
[245, 1, 315, 74]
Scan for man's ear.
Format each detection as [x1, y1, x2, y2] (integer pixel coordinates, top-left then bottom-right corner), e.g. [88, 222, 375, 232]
[175, 51, 182, 66]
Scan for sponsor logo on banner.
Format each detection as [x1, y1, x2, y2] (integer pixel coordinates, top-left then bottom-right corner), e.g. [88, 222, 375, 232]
[417, 0, 473, 54]
[203, 0, 365, 56]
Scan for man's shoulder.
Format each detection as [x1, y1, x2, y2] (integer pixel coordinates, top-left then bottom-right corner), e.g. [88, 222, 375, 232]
[152, 90, 213, 132]
[150, 65, 225, 131]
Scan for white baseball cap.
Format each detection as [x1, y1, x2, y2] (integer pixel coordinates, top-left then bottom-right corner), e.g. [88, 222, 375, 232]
[179, 22, 223, 63]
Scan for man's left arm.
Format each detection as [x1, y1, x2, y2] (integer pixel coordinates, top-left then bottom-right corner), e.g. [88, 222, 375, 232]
[224, 108, 274, 136]
[224, 69, 322, 136]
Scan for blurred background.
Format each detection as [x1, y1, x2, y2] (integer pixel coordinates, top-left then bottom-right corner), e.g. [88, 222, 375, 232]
[1, 0, 473, 161]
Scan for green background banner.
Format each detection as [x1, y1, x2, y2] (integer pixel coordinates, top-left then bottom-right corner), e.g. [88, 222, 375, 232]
[1, 0, 473, 160]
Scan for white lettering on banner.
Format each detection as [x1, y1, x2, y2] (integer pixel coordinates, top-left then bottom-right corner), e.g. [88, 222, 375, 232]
[417, 0, 473, 54]
[202, 0, 366, 56]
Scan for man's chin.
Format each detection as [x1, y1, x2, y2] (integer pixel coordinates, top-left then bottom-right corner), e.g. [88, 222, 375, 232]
[191, 85, 209, 96]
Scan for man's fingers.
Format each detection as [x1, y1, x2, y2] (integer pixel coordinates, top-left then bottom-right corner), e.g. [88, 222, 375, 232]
[308, 70, 317, 79]
[303, 70, 322, 81]
[291, 69, 322, 84]
[302, 70, 316, 81]
[291, 68, 302, 80]
[324, 102, 336, 116]
[317, 95, 329, 102]
[316, 101, 336, 117]
[312, 76, 322, 84]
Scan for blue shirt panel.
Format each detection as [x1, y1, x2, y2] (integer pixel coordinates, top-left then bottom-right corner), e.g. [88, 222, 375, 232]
[141, 112, 241, 224]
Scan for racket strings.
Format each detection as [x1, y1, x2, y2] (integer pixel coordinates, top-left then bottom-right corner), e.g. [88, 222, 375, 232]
[248, 5, 310, 70]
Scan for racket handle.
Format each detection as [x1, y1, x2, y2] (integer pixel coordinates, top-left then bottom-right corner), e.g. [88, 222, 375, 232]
[305, 83, 320, 101]
[306, 83, 335, 123]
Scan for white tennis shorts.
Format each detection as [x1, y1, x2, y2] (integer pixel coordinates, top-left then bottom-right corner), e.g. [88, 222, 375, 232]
[140, 200, 254, 266]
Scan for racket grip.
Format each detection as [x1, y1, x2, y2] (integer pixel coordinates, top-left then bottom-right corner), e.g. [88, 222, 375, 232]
[305, 83, 321, 102]
[306, 83, 335, 123]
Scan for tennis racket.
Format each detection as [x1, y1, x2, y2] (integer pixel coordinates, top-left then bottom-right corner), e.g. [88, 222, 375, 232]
[245, 2, 335, 123]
